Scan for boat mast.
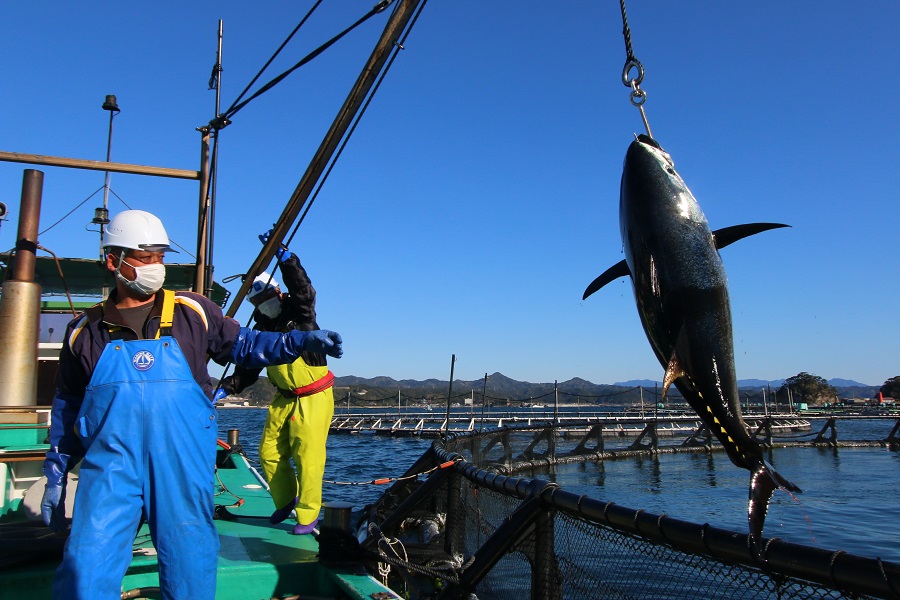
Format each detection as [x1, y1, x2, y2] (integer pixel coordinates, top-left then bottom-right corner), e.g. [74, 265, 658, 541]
[194, 21, 224, 297]
[225, 0, 424, 317]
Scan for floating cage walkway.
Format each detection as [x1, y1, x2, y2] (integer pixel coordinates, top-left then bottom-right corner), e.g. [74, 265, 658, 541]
[330, 411, 812, 440]
[355, 417, 900, 599]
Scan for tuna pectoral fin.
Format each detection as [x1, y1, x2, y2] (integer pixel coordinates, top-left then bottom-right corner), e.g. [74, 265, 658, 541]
[582, 260, 630, 300]
[712, 223, 790, 251]
[748, 460, 802, 548]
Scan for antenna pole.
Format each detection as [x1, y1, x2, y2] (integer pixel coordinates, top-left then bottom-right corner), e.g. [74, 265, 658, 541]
[195, 21, 224, 296]
[95, 95, 119, 259]
[205, 20, 224, 297]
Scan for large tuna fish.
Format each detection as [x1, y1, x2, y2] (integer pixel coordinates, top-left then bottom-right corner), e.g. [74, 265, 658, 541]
[583, 134, 799, 546]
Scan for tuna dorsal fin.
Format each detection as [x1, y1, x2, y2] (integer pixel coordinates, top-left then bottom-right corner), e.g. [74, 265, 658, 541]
[582, 260, 630, 300]
[661, 352, 685, 399]
[712, 223, 791, 251]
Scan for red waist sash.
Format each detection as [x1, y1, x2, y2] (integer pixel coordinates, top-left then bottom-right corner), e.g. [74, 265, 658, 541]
[279, 370, 335, 398]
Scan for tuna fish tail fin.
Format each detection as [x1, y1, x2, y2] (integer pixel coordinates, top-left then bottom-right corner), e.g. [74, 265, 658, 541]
[582, 259, 630, 300]
[748, 459, 801, 549]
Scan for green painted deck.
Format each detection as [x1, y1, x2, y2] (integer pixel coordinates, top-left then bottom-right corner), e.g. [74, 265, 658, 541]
[0, 442, 398, 600]
[121, 452, 397, 599]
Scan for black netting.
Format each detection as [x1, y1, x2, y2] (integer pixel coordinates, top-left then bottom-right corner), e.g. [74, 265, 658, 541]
[360, 423, 900, 599]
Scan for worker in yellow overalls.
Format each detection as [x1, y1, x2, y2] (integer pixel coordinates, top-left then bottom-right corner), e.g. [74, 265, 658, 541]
[217, 231, 334, 534]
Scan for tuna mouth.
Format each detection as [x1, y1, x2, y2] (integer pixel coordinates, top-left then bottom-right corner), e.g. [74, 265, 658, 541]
[636, 134, 675, 169]
[637, 133, 662, 149]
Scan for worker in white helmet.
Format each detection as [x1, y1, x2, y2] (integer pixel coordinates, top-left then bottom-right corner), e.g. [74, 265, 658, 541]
[218, 229, 335, 535]
[41, 210, 343, 600]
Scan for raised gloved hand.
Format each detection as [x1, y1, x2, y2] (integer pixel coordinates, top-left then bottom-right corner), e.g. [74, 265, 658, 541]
[41, 452, 69, 531]
[301, 330, 343, 359]
[213, 388, 228, 404]
[259, 228, 292, 263]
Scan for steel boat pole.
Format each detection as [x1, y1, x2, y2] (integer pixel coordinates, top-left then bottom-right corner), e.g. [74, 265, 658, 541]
[0, 170, 44, 407]
[193, 127, 212, 295]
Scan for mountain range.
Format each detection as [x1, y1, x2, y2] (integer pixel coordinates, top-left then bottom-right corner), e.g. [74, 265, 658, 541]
[335, 373, 872, 390]
[329, 372, 878, 405]
[613, 378, 871, 388]
[223, 373, 879, 407]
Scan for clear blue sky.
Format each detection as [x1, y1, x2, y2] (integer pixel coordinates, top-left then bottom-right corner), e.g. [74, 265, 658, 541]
[1, 2, 897, 386]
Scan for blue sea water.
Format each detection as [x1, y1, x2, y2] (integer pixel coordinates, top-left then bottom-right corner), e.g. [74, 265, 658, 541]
[217, 409, 900, 564]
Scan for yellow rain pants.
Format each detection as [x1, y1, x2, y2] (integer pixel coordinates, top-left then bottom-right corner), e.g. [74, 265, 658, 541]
[261, 361, 334, 525]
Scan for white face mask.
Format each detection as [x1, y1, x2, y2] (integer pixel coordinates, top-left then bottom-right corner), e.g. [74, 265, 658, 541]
[117, 258, 166, 296]
[257, 297, 282, 319]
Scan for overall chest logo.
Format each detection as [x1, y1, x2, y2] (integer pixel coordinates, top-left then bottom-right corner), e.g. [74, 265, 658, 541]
[132, 350, 155, 371]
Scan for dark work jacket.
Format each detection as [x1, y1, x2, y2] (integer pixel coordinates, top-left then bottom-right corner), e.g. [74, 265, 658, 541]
[221, 253, 326, 395]
[59, 289, 242, 401]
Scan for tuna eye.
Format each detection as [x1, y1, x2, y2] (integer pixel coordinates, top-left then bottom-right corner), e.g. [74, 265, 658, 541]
[666, 168, 675, 175]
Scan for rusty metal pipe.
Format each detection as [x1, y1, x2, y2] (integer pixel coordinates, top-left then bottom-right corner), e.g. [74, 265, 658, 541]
[11, 170, 43, 281]
[0, 169, 43, 407]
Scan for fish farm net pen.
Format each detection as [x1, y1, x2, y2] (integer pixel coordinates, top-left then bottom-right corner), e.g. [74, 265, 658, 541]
[360, 422, 900, 600]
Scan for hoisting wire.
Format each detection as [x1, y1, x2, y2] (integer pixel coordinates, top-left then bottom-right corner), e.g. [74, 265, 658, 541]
[219, 0, 394, 125]
[618, 0, 653, 139]
[225, 0, 324, 119]
[211, 0, 425, 391]
[223, 0, 424, 306]
[278, 0, 427, 252]
[224, 0, 425, 322]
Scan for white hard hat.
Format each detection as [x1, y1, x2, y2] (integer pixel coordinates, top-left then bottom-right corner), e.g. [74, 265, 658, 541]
[102, 210, 175, 253]
[248, 272, 281, 302]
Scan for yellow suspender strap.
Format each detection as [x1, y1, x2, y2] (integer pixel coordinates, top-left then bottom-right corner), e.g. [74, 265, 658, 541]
[155, 289, 176, 339]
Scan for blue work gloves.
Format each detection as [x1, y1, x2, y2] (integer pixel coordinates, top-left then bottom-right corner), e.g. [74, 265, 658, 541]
[300, 330, 343, 359]
[41, 451, 70, 531]
[231, 328, 344, 367]
[259, 228, 293, 263]
[213, 388, 228, 404]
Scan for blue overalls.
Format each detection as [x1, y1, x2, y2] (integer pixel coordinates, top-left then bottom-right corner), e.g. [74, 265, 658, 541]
[54, 291, 219, 599]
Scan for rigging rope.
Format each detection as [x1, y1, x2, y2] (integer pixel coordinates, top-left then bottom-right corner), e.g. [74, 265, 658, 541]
[618, 0, 653, 138]
[323, 457, 459, 487]
[36, 186, 103, 237]
[366, 523, 462, 585]
[220, 0, 393, 124]
[282, 0, 428, 252]
[224, 0, 324, 117]
[210, 0, 427, 393]
[217, 0, 426, 287]
[30, 184, 195, 258]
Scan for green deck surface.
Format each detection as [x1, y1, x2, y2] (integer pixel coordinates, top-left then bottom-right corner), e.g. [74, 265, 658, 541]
[1, 442, 399, 600]
[121, 453, 398, 599]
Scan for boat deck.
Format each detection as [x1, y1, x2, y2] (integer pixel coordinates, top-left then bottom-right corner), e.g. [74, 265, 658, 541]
[0, 444, 396, 600]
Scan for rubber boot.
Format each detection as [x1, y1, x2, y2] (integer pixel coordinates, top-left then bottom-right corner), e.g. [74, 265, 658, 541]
[292, 518, 318, 535]
[270, 496, 299, 524]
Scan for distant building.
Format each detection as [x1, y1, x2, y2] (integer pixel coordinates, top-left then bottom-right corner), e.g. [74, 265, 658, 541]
[836, 398, 868, 407]
[875, 391, 896, 405]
